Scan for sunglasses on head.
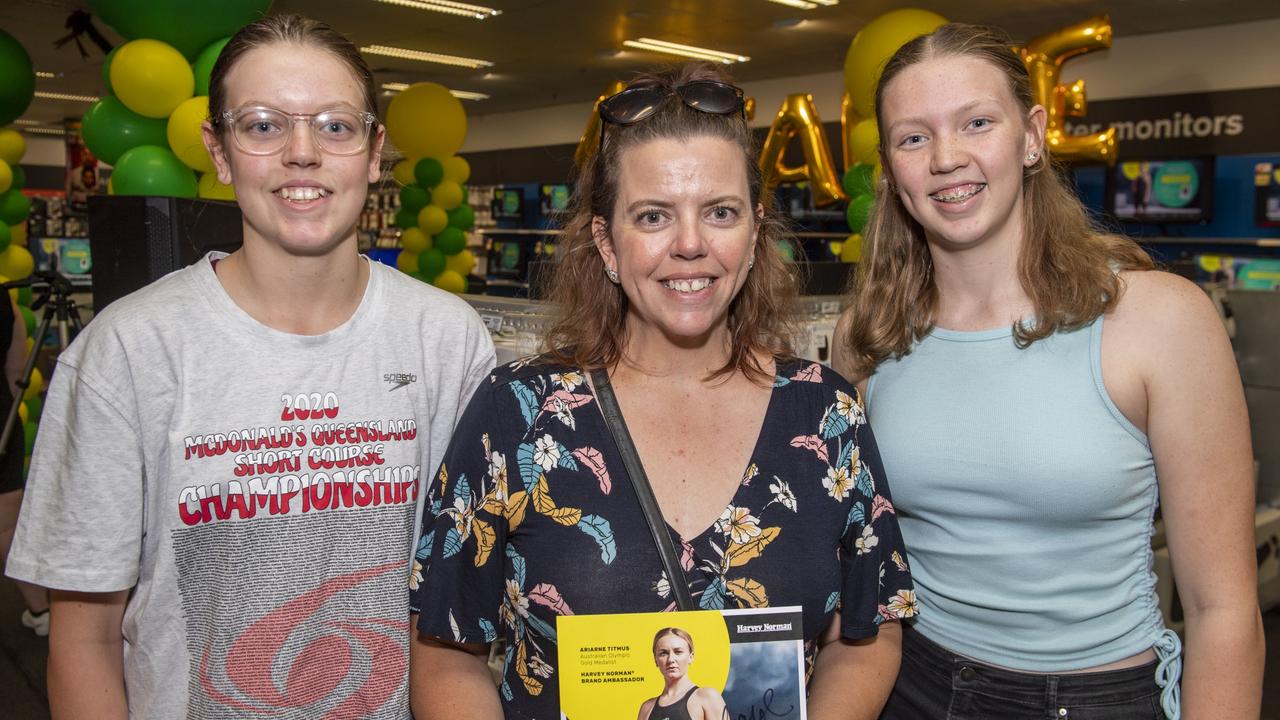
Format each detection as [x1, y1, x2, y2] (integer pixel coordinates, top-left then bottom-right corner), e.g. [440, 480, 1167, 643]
[597, 80, 746, 145]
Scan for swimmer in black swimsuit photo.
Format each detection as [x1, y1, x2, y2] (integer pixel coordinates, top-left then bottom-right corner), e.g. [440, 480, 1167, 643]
[638, 628, 728, 720]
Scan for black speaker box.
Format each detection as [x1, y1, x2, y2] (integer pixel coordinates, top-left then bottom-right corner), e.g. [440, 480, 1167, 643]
[88, 195, 243, 311]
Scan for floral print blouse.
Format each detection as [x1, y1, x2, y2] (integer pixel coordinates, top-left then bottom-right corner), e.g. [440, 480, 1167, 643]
[411, 357, 916, 719]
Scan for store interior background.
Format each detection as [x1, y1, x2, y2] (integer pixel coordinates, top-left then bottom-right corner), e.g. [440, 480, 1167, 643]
[2, 1, 1279, 717]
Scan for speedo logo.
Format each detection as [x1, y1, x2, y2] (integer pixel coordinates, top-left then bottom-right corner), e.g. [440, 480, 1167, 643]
[384, 372, 417, 391]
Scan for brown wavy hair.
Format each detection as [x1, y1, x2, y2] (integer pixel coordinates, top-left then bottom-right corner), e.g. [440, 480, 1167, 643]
[541, 63, 798, 384]
[841, 23, 1152, 379]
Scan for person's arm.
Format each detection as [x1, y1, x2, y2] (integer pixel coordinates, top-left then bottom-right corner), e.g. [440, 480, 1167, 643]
[409, 622, 500, 719]
[636, 697, 656, 720]
[1116, 272, 1263, 718]
[5, 298, 26, 397]
[693, 687, 726, 720]
[807, 614, 901, 720]
[48, 590, 128, 720]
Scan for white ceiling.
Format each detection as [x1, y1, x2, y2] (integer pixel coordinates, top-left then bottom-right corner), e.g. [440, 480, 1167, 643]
[4, 0, 1279, 131]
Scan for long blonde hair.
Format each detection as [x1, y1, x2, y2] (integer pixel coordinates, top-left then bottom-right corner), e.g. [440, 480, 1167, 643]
[541, 63, 798, 383]
[842, 23, 1152, 378]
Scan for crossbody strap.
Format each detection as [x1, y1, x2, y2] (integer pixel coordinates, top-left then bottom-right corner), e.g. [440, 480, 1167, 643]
[589, 368, 695, 611]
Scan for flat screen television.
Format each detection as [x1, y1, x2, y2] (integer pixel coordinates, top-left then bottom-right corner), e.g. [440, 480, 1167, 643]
[491, 188, 524, 220]
[539, 184, 571, 216]
[1107, 157, 1213, 223]
[1254, 160, 1280, 227]
[485, 236, 528, 281]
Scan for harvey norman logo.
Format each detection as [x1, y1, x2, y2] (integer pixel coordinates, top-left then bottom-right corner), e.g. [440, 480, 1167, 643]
[736, 622, 794, 634]
[384, 372, 417, 392]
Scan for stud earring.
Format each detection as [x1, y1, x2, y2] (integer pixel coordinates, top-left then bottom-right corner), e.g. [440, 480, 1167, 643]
[748, 257, 755, 270]
[605, 267, 620, 284]
[1026, 152, 1039, 163]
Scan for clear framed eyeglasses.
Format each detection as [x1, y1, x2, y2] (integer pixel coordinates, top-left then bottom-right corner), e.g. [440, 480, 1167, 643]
[219, 106, 378, 156]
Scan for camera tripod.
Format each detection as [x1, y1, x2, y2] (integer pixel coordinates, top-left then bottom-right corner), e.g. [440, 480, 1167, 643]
[0, 267, 86, 459]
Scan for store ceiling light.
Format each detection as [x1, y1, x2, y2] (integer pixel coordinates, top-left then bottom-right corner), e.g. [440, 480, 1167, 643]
[22, 126, 67, 135]
[766, 0, 838, 7]
[13, 119, 40, 125]
[382, 82, 489, 100]
[362, 44, 493, 68]
[622, 38, 750, 64]
[35, 70, 56, 78]
[374, 0, 500, 19]
[34, 91, 99, 103]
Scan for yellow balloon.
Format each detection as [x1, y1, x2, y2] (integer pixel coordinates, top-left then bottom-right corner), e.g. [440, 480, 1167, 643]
[444, 248, 476, 277]
[850, 118, 880, 166]
[432, 180, 464, 211]
[0, 158, 10, 194]
[24, 366, 42, 401]
[841, 233, 863, 262]
[8, 220, 23, 247]
[385, 83, 467, 160]
[844, 8, 948, 117]
[111, 39, 195, 118]
[432, 269, 467, 294]
[392, 158, 417, 187]
[18, 401, 27, 424]
[759, 94, 845, 206]
[0, 245, 34, 280]
[24, 337, 32, 353]
[1019, 15, 1115, 165]
[442, 155, 471, 184]
[418, 205, 448, 235]
[168, 96, 215, 173]
[0, 129, 25, 165]
[107, 176, 115, 195]
[401, 227, 431, 254]
[396, 249, 420, 275]
[197, 172, 236, 200]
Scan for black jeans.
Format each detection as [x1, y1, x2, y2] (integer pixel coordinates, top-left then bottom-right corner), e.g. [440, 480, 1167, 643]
[880, 625, 1166, 720]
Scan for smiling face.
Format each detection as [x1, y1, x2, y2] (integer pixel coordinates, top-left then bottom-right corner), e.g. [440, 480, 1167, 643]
[594, 135, 758, 350]
[203, 42, 383, 258]
[653, 634, 693, 680]
[879, 54, 1044, 255]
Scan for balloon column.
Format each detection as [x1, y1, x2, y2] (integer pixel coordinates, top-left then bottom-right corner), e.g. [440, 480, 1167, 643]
[837, 8, 948, 262]
[80, 0, 269, 199]
[385, 83, 476, 294]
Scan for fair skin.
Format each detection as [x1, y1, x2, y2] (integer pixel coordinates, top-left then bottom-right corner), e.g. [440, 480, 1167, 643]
[834, 54, 1263, 716]
[48, 41, 384, 720]
[637, 634, 727, 720]
[412, 134, 900, 720]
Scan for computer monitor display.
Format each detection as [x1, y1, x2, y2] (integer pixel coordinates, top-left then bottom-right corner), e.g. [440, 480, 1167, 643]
[1108, 158, 1213, 222]
[486, 237, 527, 280]
[491, 188, 523, 220]
[1255, 160, 1280, 227]
[540, 184, 571, 216]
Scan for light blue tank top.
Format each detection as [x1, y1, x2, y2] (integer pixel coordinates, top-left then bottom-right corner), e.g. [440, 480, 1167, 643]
[866, 317, 1172, 672]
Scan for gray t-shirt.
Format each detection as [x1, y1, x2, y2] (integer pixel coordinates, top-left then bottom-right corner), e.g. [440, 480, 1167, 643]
[6, 253, 495, 719]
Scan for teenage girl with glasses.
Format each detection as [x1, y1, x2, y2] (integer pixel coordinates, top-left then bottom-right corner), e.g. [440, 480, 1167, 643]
[834, 23, 1263, 719]
[6, 14, 494, 718]
[411, 63, 915, 720]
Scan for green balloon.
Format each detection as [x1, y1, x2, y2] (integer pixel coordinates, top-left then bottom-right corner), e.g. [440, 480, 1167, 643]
[394, 207, 418, 230]
[0, 29, 35, 126]
[88, 0, 272, 59]
[0, 190, 30, 226]
[17, 285, 31, 306]
[414, 157, 444, 188]
[9, 164, 24, 191]
[23, 421, 36, 456]
[846, 193, 874, 234]
[446, 204, 475, 230]
[435, 227, 466, 255]
[193, 37, 230, 96]
[0, 223, 10, 252]
[112, 145, 198, 198]
[400, 184, 431, 214]
[101, 45, 119, 94]
[842, 163, 875, 198]
[25, 395, 41, 419]
[418, 248, 446, 278]
[81, 96, 170, 165]
[19, 304, 34, 338]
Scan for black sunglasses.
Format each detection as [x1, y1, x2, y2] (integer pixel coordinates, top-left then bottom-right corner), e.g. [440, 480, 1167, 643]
[597, 80, 746, 145]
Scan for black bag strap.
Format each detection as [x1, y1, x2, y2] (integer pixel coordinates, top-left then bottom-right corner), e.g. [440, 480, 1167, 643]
[590, 368, 695, 611]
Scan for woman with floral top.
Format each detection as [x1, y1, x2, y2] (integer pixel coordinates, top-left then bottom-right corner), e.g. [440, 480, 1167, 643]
[409, 62, 917, 720]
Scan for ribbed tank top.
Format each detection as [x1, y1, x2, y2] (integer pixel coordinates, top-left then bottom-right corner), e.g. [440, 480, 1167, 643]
[866, 317, 1168, 671]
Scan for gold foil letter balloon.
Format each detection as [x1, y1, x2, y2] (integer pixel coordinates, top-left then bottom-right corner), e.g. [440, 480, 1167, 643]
[1018, 15, 1117, 165]
[758, 94, 844, 207]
